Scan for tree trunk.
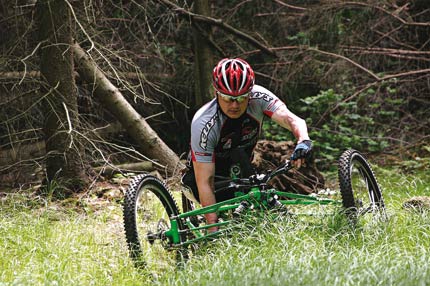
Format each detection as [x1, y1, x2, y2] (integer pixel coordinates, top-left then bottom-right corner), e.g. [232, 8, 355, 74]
[192, 0, 213, 107]
[37, 0, 88, 192]
[72, 43, 185, 174]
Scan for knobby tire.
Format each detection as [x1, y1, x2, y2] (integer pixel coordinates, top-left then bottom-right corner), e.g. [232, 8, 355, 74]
[338, 149, 385, 221]
[123, 174, 185, 269]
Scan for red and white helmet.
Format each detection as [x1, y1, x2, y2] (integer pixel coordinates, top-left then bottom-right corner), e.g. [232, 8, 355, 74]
[212, 58, 255, 96]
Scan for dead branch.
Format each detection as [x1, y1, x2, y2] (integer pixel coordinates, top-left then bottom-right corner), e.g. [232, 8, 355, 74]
[0, 71, 40, 79]
[248, 45, 381, 80]
[315, 68, 430, 127]
[0, 122, 122, 167]
[330, 1, 430, 27]
[307, 47, 380, 80]
[273, 0, 307, 11]
[158, 0, 277, 57]
[381, 68, 430, 81]
[342, 46, 430, 56]
[73, 43, 185, 174]
[0, 71, 172, 80]
[342, 46, 430, 62]
[94, 161, 154, 176]
[0, 141, 45, 167]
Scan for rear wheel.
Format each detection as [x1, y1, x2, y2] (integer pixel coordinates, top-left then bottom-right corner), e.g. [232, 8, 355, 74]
[338, 149, 385, 222]
[123, 174, 185, 271]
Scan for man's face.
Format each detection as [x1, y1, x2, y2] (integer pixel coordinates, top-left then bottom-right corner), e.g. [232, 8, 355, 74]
[216, 91, 249, 119]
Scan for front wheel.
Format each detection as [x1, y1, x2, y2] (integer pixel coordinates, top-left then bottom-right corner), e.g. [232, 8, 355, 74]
[123, 174, 185, 271]
[338, 149, 385, 222]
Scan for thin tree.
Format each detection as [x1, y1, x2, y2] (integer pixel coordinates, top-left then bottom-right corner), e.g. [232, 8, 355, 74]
[37, 0, 88, 193]
[192, 0, 213, 107]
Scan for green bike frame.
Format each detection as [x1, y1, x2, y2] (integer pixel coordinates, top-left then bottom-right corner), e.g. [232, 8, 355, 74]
[123, 149, 385, 269]
[165, 186, 342, 247]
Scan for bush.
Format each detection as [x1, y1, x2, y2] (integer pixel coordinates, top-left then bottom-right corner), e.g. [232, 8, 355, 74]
[263, 87, 392, 170]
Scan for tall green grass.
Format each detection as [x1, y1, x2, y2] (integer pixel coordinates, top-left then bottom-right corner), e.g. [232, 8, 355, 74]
[161, 210, 430, 286]
[1, 168, 429, 286]
[0, 197, 144, 285]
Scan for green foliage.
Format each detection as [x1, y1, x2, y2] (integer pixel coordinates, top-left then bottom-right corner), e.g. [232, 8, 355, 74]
[262, 119, 294, 142]
[300, 88, 391, 168]
[39, 180, 61, 203]
[263, 85, 396, 169]
[39, 177, 89, 200]
[287, 31, 310, 45]
[398, 157, 430, 173]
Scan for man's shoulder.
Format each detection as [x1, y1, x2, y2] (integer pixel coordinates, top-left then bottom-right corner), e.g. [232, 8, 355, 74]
[250, 85, 275, 99]
[191, 99, 221, 129]
[248, 85, 285, 117]
[251, 84, 270, 93]
[249, 85, 280, 105]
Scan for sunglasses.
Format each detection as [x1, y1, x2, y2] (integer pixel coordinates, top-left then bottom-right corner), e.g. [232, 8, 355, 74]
[217, 91, 250, 103]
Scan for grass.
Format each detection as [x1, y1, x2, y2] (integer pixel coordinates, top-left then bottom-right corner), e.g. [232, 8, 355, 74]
[0, 167, 429, 286]
[0, 192, 144, 285]
[164, 212, 430, 286]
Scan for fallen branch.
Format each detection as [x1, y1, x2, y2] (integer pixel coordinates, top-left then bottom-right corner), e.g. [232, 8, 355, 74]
[0, 122, 121, 167]
[250, 45, 381, 81]
[73, 43, 185, 174]
[94, 161, 154, 177]
[0, 141, 45, 167]
[0, 71, 40, 79]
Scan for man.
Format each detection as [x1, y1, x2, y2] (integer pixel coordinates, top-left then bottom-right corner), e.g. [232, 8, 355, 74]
[183, 58, 312, 230]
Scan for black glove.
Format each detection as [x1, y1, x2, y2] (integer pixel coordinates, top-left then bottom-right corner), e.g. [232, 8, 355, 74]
[290, 140, 312, 161]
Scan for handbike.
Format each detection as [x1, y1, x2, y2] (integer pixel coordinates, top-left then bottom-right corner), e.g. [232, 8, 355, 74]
[122, 149, 385, 271]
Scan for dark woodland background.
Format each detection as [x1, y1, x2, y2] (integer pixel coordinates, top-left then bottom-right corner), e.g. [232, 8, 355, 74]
[0, 0, 429, 191]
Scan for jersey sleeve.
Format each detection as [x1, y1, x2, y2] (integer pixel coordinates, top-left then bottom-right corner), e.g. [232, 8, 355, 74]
[249, 85, 285, 118]
[190, 111, 218, 163]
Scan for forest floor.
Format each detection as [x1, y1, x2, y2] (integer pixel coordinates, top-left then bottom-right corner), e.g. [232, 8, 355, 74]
[1, 146, 429, 215]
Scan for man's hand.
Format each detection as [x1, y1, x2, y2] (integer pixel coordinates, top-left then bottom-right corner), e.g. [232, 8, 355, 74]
[290, 140, 312, 168]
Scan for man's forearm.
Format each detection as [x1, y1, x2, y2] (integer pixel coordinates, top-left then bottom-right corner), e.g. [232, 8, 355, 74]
[272, 105, 310, 142]
[290, 117, 310, 142]
[199, 185, 218, 220]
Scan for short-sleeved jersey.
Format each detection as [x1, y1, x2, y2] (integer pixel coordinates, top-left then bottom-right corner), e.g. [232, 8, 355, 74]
[189, 85, 285, 173]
